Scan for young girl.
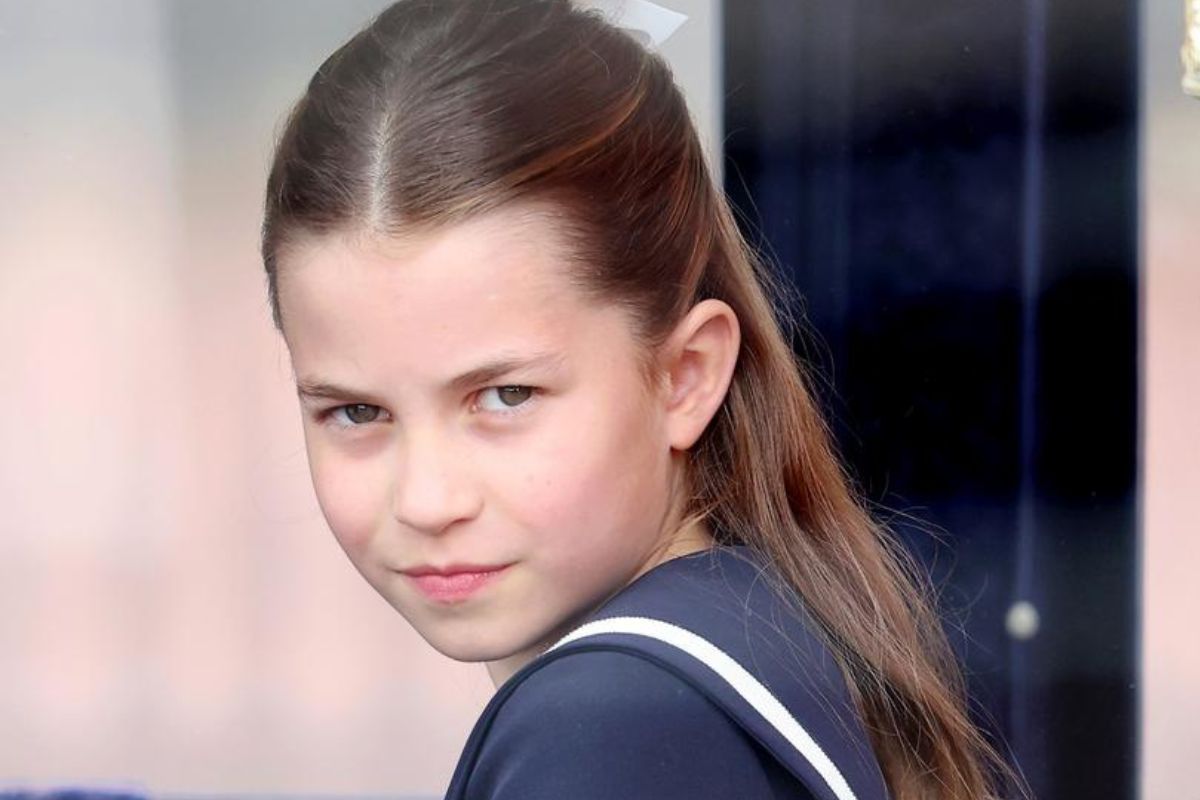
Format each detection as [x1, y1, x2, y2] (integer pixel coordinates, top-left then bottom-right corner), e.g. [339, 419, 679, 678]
[260, 1, 1018, 797]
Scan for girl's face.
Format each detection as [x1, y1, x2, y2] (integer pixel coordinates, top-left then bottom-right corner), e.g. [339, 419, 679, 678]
[277, 204, 709, 681]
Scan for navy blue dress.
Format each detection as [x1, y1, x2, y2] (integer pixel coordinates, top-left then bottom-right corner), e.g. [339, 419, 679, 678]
[444, 544, 891, 800]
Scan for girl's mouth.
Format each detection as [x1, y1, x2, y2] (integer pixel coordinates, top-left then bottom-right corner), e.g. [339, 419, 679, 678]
[404, 564, 511, 603]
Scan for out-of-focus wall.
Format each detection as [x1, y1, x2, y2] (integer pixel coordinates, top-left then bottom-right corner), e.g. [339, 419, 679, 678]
[1142, 3, 1200, 799]
[0, 1, 718, 796]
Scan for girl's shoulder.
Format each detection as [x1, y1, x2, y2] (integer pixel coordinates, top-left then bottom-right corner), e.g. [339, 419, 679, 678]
[446, 545, 890, 800]
[457, 646, 814, 799]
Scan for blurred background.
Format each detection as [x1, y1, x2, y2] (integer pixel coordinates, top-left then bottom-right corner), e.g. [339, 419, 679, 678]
[0, 0, 1194, 797]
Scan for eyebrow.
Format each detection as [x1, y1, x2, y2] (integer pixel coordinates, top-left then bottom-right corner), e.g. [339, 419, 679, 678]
[295, 351, 566, 402]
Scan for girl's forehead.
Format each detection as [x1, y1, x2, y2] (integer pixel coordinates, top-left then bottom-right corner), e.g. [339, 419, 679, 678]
[277, 206, 633, 381]
[282, 208, 580, 322]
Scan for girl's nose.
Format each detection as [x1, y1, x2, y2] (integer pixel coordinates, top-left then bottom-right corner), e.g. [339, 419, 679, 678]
[390, 432, 482, 536]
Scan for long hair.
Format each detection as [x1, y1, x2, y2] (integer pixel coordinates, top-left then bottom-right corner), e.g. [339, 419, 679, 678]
[260, 2, 1021, 796]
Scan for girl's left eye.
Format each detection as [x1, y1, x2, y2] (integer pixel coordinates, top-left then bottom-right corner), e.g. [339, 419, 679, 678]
[475, 385, 538, 415]
[323, 403, 387, 429]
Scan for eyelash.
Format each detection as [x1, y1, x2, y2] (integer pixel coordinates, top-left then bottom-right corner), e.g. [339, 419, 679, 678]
[317, 385, 540, 430]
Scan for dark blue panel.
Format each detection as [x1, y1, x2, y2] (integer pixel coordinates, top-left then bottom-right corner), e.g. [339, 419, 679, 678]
[722, 1, 1139, 797]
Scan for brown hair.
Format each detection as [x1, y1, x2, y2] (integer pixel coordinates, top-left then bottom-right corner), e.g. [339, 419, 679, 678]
[261, 1, 1023, 797]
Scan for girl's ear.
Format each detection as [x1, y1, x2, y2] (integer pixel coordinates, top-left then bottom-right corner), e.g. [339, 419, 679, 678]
[661, 299, 741, 451]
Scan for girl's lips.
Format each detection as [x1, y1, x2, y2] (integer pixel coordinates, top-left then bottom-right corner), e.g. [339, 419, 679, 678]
[405, 564, 511, 603]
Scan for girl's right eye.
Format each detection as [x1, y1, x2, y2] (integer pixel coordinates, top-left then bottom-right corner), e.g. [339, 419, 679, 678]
[322, 403, 388, 429]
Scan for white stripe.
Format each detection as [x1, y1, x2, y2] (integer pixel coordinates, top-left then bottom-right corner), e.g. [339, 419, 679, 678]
[548, 615, 858, 800]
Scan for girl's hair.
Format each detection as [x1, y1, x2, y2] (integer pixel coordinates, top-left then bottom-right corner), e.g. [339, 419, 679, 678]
[261, 2, 1021, 797]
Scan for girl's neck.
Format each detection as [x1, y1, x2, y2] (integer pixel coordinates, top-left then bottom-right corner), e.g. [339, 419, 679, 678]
[485, 519, 716, 689]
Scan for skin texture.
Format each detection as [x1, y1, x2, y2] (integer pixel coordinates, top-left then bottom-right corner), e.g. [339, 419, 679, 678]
[276, 203, 740, 687]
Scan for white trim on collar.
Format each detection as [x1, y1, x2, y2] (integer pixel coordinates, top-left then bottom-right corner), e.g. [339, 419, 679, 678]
[549, 615, 859, 800]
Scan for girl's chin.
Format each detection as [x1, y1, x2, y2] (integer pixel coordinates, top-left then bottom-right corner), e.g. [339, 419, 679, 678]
[413, 621, 527, 664]
[416, 616, 569, 673]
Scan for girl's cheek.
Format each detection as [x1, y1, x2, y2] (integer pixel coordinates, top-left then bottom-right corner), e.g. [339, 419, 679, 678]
[309, 450, 386, 552]
[473, 425, 574, 524]
[517, 418, 614, 517]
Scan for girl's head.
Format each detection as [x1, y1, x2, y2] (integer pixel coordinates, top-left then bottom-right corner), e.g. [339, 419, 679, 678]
[262, 1, 1017, 797]
[277, 203, 738, 681]
[263, 0, 742, 678]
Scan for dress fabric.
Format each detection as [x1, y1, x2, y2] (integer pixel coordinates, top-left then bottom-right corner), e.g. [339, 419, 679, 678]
[443, 544, 892, 800]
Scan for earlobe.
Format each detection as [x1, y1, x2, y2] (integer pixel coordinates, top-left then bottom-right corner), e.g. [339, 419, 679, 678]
[663, 299, 741, 451]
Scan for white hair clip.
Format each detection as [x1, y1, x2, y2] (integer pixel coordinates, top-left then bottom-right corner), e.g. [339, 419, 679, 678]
[1185, 0, 1200, 97]
[583, 0, 689, 50]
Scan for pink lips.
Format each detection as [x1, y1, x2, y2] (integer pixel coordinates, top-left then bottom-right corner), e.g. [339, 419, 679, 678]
[403, 564, 511, 603]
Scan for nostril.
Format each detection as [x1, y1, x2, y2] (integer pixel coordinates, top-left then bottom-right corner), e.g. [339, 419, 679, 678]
[390, 466, 481, 535]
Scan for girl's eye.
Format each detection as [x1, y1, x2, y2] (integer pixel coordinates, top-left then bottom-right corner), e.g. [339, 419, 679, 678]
[325, 403, 386, 428]
[318, 388, 535, 429]
[475, 385, 536, 414]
